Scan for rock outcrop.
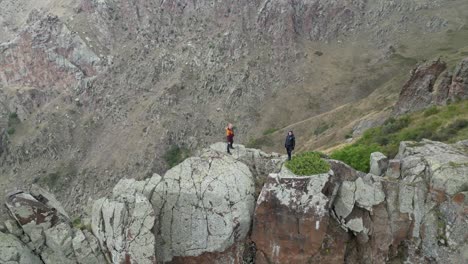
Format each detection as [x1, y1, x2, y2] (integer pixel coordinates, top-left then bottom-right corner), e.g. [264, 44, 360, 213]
[252, 168, 332, 263]
[394, 57, 468, 114]
[4, 186, 107, 264]
[0, 10, 103, 91]
[1, 140, 467, 263]
[393, 59, 447, 115]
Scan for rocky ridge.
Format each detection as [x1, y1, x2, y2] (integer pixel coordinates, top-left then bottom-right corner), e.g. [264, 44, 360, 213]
[1, 139, 467, 263]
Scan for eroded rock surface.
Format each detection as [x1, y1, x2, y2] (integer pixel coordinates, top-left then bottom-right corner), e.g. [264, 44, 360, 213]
[151, 148, 256, 262]
[1, 140, 467, 263]
[393, 59, 447, 115]
[252, 168, 332, 263]
[0, 231, 42, 264]
[395, 57, 468, 114]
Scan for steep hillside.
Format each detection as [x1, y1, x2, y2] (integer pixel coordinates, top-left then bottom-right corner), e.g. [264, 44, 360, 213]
[1, 0, 468, 218]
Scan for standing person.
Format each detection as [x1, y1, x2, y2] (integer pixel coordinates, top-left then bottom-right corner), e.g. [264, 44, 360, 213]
[226, 123, 235, 154]
[285, 131, 295, 161]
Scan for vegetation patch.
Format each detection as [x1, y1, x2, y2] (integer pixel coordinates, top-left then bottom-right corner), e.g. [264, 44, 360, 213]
[330, 144, 382, 172]
[424, 106, 440, 117]
[285, 152, 330, 176]
[331, 100, 468, 172]
[164, 145, 191, 168]
[72, 217, 92, 231]
[6, 112, 20, 135]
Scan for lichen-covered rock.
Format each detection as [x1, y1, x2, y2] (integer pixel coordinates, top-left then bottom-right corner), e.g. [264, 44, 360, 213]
[354, 175, 385, 211]
[151, 148, 256, 262]
[91, 184, 157, 264]
[0, 231, 42, 264]
[72, 229, 107, 264]
[369, 152, 388, 176]
[333, 181, 356, 220]
[5, 190, 78, 263]
[398, 140, 468, 196]
[210, 142, 284, 178]
[251, 170, 332, 263]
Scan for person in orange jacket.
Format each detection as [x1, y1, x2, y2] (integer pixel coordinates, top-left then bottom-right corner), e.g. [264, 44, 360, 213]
[226, 123, 235, 154]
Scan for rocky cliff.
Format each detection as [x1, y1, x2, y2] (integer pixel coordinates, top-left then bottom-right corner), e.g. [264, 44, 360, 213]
[394, 57, 468, 115]
[1, 140, 467, 263]
[2, 0, 468, 221]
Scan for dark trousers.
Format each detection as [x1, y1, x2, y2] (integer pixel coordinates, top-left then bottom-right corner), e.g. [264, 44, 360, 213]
[286, 147, 293, 160]
[227, 140, 234, 153]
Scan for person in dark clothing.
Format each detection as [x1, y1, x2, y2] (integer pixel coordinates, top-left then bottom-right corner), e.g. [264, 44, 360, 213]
[226, 123, 235, 154]
[285, 131, 295, 161]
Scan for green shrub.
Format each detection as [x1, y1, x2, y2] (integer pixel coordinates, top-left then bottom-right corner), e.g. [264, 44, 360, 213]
[433, 119, 468, 141]
[72, 217, 91, 231]
[285, 152, 330, 176]
[8, 112, 18, 119]
[7, 127, 15, 135]
[164, 145, 191, 168]
[330, 144, 382, 172]
[382, 116, 410, 134]
[8, 112, 20, 127]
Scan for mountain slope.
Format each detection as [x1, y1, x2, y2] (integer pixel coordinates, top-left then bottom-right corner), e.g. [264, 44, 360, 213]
[1, 0, 468, 218]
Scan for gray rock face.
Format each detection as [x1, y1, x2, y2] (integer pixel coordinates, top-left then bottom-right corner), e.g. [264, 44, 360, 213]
[0, 231, 42, 264]
[386, 159, 401, 178]
[5, 190, 78, 263]
[72, 229, 107, 264]
[398, 140, 468, 196]
[4, 188, 106, 264]
[369, 152, 389, 176]
[91, 176, 158, 264]
[1, 140, 467, 263]
[209, 142, 284, 184]
[151, 148, 256, 262]
[88, 145, 260, 263]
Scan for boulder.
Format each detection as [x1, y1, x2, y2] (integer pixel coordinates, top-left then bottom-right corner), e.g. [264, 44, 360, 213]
[0, 231, 42, 264]
[333, 181, 356, 220]
[151, 148, 256, 263]
[354, 175, 385, 211]
[5, 190, 77, 263]
[91, 179, 158, 264]
[251, 168, 332, 263]
[369, 152, 388, 176]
